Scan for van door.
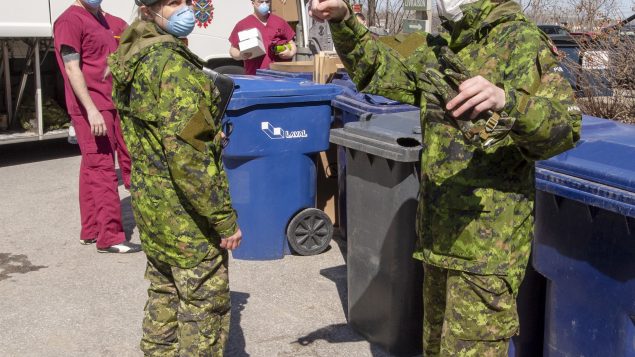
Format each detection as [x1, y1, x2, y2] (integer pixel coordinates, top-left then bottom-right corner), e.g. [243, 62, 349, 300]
[0, 0, 53, 37]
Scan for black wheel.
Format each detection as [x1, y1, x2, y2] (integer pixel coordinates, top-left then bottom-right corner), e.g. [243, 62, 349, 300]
[286, 208, 333, 256]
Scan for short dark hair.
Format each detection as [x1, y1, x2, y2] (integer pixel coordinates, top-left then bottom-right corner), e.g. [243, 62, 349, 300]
[355, 13, 366, 21]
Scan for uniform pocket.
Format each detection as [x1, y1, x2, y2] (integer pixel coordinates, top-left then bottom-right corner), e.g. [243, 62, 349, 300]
[445, 272, 519, 341]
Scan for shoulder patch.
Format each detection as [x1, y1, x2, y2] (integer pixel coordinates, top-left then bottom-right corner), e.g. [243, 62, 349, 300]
[193, 0, 214, 28]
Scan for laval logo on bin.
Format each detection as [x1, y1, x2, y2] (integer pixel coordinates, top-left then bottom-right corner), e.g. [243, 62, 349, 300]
[261, 122, 308, 140]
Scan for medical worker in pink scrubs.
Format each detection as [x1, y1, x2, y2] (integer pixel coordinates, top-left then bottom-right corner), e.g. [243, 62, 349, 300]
[54, 0, 140, 253]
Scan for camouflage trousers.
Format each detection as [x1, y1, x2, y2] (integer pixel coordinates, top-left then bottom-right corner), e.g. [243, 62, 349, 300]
[140, 250, 230, 357]
[422, 263, 528, 357]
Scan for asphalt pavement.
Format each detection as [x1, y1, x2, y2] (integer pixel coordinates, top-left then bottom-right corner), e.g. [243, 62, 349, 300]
[0, 139, 398, 357]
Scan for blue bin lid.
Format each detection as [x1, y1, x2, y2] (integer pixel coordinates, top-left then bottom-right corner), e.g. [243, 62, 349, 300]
[227, 75, 342, 110]
[332, 91, 419, 115]
[536, 115, 635, 217]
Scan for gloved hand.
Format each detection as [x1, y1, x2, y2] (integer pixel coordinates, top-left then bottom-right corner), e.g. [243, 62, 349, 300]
[417, 47, 516, 149]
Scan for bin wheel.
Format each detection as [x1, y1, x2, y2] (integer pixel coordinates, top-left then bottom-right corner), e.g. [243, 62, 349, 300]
[286, 208, 333, 256]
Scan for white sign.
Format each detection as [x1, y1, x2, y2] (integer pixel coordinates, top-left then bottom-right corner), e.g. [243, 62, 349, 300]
[404, 0, 429, 11]
[582, 51, 609, 70]
[261, 122, 308, 140]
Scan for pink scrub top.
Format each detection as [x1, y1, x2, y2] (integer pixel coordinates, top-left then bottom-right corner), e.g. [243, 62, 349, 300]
[54, 5, 127, 116]
[229, 13, 295, 75]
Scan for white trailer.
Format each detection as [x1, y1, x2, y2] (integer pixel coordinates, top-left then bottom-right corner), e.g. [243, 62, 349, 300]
[0, 0, 323, 145]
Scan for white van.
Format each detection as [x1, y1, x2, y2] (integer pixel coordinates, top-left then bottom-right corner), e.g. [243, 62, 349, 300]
[2, 0, 253, 69]
[0, 0, 327, 144]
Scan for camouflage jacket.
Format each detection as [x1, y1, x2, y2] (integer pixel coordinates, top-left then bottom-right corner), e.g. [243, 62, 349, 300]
[109, 20, 237, 268]
[330, 0, 581, 275]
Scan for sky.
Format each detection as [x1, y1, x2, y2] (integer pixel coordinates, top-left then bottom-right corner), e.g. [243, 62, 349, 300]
[619, 0, 634, 14]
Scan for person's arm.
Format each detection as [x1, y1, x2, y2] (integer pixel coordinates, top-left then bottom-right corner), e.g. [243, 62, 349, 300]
[229, 45, 252, 61]
[312, 0, 420, 105]
[276, 20, 297, 60]
[229, 45, 242, 60]
[55, 17, 108, 137]
[228, 23, 252, 61]
[153, 55, 239, 243]
[500, 31, 581, 160]
[61, 46, 107, 136]
[276, 40, 297, 60]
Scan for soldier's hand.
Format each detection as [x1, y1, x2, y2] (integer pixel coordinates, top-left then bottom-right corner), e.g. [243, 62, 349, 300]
[87, 108, 107, 136]
[446, 75, 506, 120]
[220, 228, 242, 251]
[309, 0, 350, 22]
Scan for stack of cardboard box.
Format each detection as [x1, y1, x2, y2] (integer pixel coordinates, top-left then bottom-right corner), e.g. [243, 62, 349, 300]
[270, 0, 299, 22]
[313, 51, 343, 84]
[238, 28, 266, 58]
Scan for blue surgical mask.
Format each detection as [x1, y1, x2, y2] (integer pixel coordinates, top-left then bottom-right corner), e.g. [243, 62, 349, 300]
[83, 0, 103, 9]
[153, 5, 196, 38]
[257, 3, 270, 16]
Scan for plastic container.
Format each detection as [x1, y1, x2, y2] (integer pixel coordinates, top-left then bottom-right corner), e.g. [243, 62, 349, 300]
[329, 111, 423, 356]
[331, 92, 419, 240]
[223, 75, 342, 260]
[533, 115, 635, 356]
[508, 261, 546, 357]
[329, 69, 357, 92]
[255, 68, 313, 81]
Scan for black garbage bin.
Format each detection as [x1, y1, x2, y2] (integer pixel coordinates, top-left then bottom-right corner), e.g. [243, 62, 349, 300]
[330, 111, 423, 356]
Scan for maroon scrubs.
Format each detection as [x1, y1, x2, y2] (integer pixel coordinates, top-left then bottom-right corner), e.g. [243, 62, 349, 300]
[53, 5, 131, 248]
[229, 13, 295, 75]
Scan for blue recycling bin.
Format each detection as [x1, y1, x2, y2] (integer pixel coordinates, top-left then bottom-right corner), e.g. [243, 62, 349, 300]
[255, 68, 313, 81]
[533, 115, 635, 356]
[329, 69, 357, 92]
[331, 92, 419, 239]
[508, 260, 546, 357]
[223, 76, 342, 260]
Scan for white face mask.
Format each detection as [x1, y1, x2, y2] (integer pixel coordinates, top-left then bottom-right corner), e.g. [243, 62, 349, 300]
[436, 0, 478, 22]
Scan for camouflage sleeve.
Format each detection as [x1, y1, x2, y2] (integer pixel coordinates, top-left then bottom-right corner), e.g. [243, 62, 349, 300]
[328, 5, 419, 105]
[501, 29, 582, 161]
[156, 54, 238, 238]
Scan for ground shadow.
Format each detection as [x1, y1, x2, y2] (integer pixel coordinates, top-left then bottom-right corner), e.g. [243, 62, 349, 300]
[0, 138, 79, 168]
[332, 232, 347, 263]
[119, 196, 137, 240]
[0, 253, 47, 282]
[320, 264, 348, 320]
[225, 291, 249, 357]
[293, 323, 394, 356]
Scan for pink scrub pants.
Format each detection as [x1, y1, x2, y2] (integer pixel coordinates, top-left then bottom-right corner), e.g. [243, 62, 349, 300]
[71, 109, 131, 249]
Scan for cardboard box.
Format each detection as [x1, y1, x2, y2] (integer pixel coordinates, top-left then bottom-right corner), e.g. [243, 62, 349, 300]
[313, 51, 343, 84]
[316, 145, 339, 227]
[271, 0, 299, 22]
[239, 37, 266, 58]
[269, 60, 314, 73]
[238, 28, 261, 42]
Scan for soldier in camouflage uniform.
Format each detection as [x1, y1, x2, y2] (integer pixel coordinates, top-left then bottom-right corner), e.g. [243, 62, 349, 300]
[311, 0, 581, 355]
[109, 0, 242, 355]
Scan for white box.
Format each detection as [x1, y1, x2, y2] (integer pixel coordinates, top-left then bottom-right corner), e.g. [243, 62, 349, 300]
[238, 28, 262, 42]
[239, 37, 266, 58]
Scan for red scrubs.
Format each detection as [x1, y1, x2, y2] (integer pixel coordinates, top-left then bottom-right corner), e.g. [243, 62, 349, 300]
[54, 5, 131, 248]
[229, 14, 295, 75]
